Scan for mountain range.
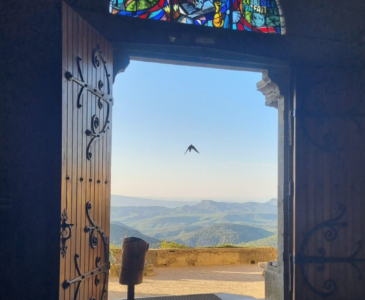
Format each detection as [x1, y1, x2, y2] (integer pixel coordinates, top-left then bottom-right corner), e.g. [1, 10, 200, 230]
[111, 195, 199, 208]
[110, 197, 278, 248]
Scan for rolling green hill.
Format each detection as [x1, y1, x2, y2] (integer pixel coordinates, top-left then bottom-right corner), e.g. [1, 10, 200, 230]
[110, 221, 160, 247]
[240, 234, 278, 248]
[147, 225, 205, 240]
[176, 223, 274, 247]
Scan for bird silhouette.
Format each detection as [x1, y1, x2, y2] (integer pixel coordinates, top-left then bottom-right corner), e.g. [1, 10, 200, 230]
[184, 144, 199, 154]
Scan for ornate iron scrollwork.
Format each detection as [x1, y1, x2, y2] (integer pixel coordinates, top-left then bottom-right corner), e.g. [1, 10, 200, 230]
[60, 209, 74, 258]
[296, 205, 365, 297]
[63, 44, 111, 300]
[65, 44, 112, 161]
[63, 202, 109, 300]
[85, 202, 109, 251]
[297, 96, 365, 169]
[62, 253, 109, 300]
[95, 256, 101, 286]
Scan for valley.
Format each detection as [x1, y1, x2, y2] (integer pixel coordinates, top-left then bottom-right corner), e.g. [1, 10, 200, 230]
[110, 196, 278, 248]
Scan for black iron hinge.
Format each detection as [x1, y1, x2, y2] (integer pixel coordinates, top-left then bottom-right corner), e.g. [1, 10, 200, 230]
[288, 179, 294, 199]
[60, 209, 74, 258]
[289, 253, 294, 292]
[288, 109, 295, 147]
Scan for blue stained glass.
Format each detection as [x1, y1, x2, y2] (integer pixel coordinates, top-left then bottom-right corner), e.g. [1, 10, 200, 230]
[232, 0, 283, 33]
[111, 0, 284, 34]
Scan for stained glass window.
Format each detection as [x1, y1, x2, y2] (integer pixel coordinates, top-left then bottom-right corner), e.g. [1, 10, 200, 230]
[111, 0, 284, 34]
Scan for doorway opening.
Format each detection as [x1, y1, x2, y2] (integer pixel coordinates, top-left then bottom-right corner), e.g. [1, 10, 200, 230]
[108, 59, 291, 300]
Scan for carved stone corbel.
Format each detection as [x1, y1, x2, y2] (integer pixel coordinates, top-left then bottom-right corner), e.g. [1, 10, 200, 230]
[256, 70, 284, 110]
[113, 55, 130, 83]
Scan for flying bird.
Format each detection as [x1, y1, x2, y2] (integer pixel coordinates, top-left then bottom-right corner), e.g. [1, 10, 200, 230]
[184, 144, 200, 154]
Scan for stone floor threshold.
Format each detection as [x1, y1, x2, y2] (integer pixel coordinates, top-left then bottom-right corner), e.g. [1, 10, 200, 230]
[122, 293, 263, 300]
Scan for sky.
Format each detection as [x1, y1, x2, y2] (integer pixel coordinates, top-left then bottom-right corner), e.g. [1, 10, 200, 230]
[111, 61, 277, 203]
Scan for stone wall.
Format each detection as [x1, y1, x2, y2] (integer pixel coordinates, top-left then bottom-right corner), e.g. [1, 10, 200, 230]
[110, 247, 276, 269]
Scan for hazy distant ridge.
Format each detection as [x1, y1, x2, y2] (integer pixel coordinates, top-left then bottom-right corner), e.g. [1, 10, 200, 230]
[111, 195, 277, 208]
[111, 199, 277, 221]
[111, 195, 199, 208]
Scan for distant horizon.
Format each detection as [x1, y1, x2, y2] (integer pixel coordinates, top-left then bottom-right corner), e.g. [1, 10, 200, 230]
[111, 194, 277, 203]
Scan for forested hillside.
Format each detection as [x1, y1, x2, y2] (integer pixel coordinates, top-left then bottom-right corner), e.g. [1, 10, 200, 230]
[176, 223, 273, 247]
[110, 198, 278, 248]
[110, 221, 160, 247]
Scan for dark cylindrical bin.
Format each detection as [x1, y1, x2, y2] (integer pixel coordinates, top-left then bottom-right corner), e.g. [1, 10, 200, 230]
[119, 237, 149, 286]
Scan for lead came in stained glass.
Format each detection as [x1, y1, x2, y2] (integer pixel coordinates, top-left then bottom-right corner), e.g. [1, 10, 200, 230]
[172, 0, 230, 28]
[111, 0, 284, 34]
[232, 0, 282, 33]
[112, 0, 170, 20]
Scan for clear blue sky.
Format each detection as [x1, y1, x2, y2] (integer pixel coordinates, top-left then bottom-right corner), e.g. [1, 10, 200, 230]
[111, 61, 277, 202]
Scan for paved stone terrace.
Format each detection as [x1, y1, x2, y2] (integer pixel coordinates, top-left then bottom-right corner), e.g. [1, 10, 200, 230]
[108, 264, 264, 300]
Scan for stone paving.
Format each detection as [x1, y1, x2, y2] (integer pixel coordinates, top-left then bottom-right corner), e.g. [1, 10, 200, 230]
[108, 264, 264, 300]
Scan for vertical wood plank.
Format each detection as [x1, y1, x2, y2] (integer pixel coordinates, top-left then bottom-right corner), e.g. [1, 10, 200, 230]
[81, 16, 89, 300]
[96, 31, 101, 300]
[89, 20, 96, 300]
[85, 15, 92, 300]
[101, 36, 107, 299]
[76, 12, 84, 300]
[60, 3, 68, 300]
[71, 7, 79, 300]
[105, 42, 113, 300]
[65, 5, 73, 300]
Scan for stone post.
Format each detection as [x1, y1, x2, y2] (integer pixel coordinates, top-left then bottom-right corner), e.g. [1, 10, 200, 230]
[257, 69, 290, 300]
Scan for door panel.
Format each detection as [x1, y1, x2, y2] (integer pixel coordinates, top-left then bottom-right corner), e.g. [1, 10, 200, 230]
[61, 3, 113, 300]
[293, 66, 365, 300]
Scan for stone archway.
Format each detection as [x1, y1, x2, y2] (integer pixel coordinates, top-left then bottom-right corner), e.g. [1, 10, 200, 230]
[112, 61, 293, 300]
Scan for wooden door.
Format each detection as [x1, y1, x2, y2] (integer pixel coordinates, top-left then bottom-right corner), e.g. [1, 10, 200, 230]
[60, 3, 113, 300]
[293, 66, 365, 299]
